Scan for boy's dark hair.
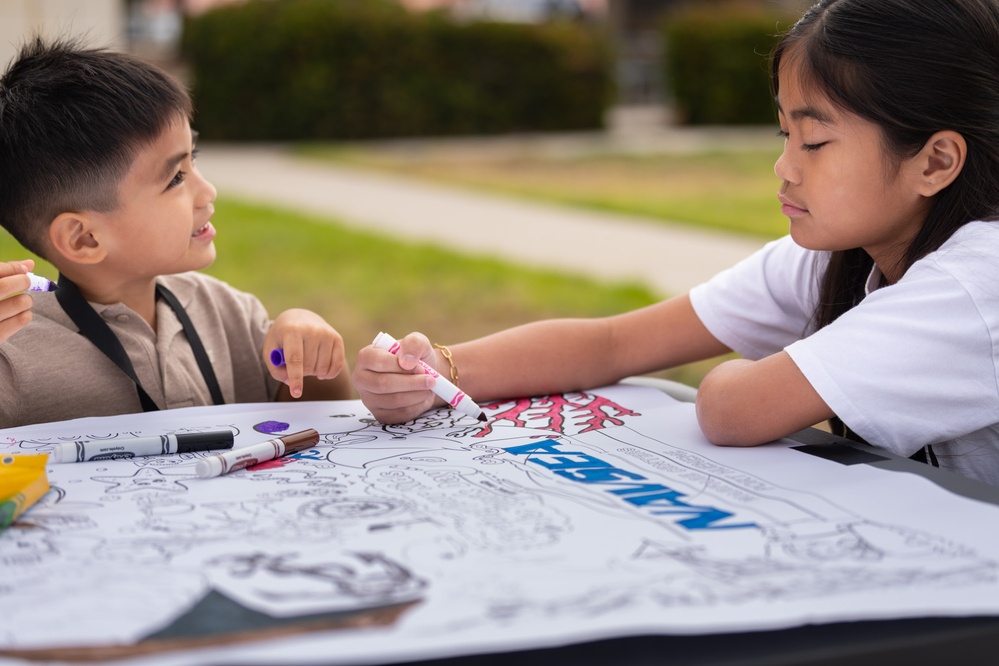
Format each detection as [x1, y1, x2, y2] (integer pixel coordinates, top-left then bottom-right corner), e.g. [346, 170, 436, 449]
[0, 37, 192, 258]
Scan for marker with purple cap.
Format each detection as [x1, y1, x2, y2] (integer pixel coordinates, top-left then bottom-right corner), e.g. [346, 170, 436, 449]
[270, 348, 286, 367]
[26, 273, 57, 292]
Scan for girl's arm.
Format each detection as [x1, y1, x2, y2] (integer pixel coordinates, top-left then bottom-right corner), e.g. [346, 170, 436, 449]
[354, 294, 731, 423]
[695, 353, 834, 446]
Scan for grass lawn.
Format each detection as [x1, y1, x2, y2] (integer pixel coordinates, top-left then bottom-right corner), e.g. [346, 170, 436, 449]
[297, 143, 788, 239]
[0, 197, 727, 389]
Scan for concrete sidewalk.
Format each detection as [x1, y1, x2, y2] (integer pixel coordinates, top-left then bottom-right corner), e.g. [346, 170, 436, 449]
[197, 135, 771, 297]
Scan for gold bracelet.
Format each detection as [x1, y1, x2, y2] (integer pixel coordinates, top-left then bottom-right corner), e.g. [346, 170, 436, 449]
[432, 343, 459, 386]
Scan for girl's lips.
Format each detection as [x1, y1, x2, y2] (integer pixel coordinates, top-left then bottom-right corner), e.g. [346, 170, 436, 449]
[778, 195, 807, 217]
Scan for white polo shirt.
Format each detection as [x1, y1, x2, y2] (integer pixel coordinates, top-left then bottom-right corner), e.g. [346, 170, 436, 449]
[689, 222, 999, 486]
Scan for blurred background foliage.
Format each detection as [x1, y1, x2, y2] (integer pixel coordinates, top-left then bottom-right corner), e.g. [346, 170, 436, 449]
[181, 0, 795, 140]
[182, 0, 613, 139]
[664, 2, 791, 125]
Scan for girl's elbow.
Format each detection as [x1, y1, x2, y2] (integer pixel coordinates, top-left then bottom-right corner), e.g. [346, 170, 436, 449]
[695, 371, 761, 447]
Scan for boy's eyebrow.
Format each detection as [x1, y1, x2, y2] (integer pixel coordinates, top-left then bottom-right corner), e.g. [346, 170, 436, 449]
[159, 151, 190, 182]
[158, 133, 199, 182]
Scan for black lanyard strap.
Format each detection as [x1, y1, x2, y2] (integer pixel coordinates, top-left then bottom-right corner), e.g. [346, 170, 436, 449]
[55, 276, 224, 411]
[155, 282, 225, 406]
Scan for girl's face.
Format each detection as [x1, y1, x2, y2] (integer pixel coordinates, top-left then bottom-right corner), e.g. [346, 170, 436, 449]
[774, 56, 931, 280]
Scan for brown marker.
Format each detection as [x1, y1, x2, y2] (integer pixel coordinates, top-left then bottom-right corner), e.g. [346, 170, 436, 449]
[195, 428, 319, 478]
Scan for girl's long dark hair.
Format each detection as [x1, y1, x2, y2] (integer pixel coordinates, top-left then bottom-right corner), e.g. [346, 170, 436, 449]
[771, 0, 999, 329]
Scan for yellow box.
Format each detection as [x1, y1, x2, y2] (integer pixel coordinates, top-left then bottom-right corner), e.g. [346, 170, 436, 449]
[0, 453, 50, 529]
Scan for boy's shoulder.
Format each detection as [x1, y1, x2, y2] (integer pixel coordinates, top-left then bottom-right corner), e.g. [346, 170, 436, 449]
[158, 271, 269, 324]
[158, 271, 257, 306]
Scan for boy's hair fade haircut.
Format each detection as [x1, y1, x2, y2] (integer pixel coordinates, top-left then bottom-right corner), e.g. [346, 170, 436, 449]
[0, 36, 193, 258]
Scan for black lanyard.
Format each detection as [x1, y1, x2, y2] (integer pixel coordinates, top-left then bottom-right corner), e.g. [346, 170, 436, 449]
[55, 275, 225, 411]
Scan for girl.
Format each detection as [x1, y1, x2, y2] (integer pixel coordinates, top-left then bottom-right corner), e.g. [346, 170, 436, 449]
[352, 0, 999, 486]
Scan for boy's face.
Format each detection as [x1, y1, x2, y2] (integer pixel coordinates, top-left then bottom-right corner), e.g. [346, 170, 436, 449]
[97, 116, 217, 280]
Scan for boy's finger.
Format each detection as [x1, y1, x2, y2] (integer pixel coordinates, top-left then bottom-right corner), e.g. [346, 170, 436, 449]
[282, 343, 305, 398]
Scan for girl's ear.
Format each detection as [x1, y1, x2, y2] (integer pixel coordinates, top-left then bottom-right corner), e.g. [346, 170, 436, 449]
[916, 130, 966, 197]
[48, 212, 107, 265]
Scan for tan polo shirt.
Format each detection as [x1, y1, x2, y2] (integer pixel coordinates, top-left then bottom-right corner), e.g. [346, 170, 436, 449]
[0, 272, 281, 428]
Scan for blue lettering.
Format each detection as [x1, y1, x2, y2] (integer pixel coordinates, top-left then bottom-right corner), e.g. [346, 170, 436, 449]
[504, 438, 754, 531]
[554, 467, 646, 483]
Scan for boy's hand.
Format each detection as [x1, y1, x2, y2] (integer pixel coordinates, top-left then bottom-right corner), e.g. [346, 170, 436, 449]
[265, 309, 346, 399]
[0, 260, 36, 344]
[353, 331, 441, 424]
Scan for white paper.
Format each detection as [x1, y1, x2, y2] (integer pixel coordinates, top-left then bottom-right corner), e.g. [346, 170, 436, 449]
[1, 384, 998, 666]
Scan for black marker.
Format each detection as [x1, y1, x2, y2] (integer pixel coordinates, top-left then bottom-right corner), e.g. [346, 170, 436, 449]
[51, 431, 235, 463]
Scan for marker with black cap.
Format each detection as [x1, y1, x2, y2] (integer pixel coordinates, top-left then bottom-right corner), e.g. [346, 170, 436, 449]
[51, 431, 235, 463]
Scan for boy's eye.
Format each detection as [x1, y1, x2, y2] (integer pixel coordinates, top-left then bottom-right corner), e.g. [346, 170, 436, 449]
[168, 170, 187, 189]
[802, 142, 827, 152]
[776, 129, 789, 140]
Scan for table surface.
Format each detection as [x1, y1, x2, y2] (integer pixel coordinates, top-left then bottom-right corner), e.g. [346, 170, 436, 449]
[398, 379, 999, 666]
[6, 380, 998, 666]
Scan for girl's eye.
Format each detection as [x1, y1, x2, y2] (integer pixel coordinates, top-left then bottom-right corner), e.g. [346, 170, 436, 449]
[776, 128, 825, 152]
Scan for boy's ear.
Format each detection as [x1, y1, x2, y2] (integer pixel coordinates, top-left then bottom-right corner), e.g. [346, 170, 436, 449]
[48, 212, 107, 265]
[916, 130, 966, 197]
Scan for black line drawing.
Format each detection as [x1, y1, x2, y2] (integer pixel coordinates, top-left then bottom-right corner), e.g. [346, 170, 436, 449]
[1, 386, 997, 663]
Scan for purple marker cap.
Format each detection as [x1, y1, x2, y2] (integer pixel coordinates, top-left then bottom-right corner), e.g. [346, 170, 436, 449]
[270, 348, 285, 366]
[27, 273, 58, 292]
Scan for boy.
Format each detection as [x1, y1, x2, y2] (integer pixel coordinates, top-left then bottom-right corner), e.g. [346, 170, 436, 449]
[0, 37, 351, 428]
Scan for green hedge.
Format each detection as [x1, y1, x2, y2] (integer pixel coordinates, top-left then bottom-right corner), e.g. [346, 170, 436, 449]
[181, 0, 612, 140]
[663, 4, 794, 125]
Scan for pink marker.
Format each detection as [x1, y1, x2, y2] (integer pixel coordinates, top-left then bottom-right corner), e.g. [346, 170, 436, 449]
[372, 331, 487, 422]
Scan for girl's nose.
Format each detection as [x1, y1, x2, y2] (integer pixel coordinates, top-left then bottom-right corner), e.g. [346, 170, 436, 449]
[774, 147, 799, 185]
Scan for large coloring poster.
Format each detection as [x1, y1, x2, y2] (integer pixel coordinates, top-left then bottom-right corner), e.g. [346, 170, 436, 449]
[2, 384, 999, 665]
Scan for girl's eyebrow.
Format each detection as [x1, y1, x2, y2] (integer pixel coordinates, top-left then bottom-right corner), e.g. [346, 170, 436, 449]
[774, 99, 834, 123]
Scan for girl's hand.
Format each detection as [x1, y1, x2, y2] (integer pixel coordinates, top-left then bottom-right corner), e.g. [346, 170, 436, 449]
[265, 308, 346, 399]
[0, 260, 36, 344]
[353, 331, 441, 424]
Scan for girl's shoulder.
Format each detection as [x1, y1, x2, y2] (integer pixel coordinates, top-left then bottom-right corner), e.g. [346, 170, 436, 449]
[920, 221, 999, 277]
[904, 222, 999, 306]
[933, 220, 999, 257]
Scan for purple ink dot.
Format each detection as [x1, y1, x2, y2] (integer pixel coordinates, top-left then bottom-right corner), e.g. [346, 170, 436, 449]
[255, 421, 290, 434]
